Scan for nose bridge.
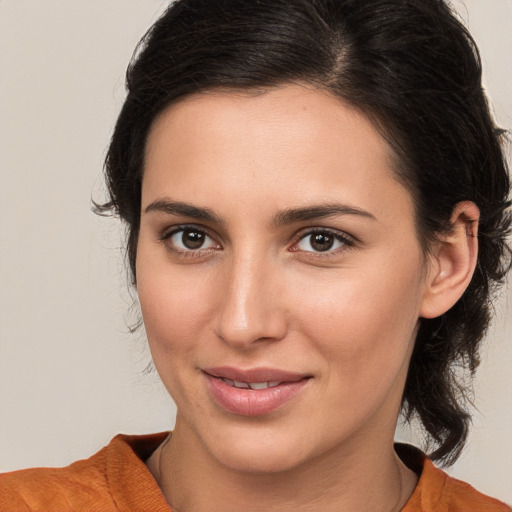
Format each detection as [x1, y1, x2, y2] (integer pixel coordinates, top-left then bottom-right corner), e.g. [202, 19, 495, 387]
[215, 246, 286, 348]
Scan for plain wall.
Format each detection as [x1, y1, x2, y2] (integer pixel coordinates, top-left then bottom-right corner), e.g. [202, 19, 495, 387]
[1, 0, 511, 504]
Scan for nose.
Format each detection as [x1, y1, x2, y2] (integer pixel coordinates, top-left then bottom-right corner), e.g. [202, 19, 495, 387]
[213, 252, 288, 349]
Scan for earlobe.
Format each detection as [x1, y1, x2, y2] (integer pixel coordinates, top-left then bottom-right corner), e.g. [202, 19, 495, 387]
[420, 201, 480, 319]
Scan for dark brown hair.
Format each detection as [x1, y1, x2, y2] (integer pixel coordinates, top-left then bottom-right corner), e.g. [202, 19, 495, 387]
[98, 0, 511, 465]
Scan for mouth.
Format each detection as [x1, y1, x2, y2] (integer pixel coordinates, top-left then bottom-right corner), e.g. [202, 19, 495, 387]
[203, 366, 309, 383]
[202, 366, 311, 416]
[217, 378, 282, 390]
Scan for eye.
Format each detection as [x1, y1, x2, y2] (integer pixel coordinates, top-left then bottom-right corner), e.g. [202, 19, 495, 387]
[294, 229, 354, 253]
[164, 226, 220, 253]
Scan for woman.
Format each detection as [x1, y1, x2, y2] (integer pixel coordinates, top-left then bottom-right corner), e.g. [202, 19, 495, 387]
[1, 0, 511, 510]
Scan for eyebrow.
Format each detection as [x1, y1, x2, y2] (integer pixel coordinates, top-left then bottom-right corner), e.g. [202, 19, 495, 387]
[273, 204, 377, 226]
[144, 199, 376, 225]
[144, 199, 222, 224]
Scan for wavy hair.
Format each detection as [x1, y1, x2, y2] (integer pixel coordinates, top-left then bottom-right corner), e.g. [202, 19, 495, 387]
[98, 0, 511, 465]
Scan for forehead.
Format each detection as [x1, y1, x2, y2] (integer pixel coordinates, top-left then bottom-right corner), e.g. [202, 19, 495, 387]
[142, 84, 413, 224]
[148, 85, 389, 150]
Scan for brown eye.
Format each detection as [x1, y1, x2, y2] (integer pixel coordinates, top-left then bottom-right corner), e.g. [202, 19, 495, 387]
[295, 230, 352, 254]
[167, 227, 218, 252]
[181, 229, 205, 249]
[309, 233, 334, 252]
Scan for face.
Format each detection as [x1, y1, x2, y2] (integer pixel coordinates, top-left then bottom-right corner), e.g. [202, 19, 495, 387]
[137, 85, 430, 473]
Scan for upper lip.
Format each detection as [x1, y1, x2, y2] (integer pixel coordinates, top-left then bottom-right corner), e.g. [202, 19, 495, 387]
[203, 366, 310, 383]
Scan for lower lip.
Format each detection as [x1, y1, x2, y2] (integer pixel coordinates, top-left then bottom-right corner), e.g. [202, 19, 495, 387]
[204, 374, 310, 417]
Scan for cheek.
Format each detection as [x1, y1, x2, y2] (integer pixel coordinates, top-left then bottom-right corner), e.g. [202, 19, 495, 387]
[136, 255, 216, 361]
[293, 256, 424, 378]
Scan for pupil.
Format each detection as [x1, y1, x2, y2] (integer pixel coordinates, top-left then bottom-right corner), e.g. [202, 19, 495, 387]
[182, 230, 205, 249]
[311, 233, 333, 252]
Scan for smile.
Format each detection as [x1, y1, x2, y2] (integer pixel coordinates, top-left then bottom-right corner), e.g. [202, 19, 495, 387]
[203, 367, 311, 416]
[220, 378, 282, 390]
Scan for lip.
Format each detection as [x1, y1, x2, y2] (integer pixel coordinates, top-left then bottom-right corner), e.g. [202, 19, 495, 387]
[203, 366, 308, 383]
[203, 366, 311, 417]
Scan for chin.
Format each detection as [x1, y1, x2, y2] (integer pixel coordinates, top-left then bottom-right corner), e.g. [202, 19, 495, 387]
[196, 421, 314, 474]
[213, 441, 307, 474]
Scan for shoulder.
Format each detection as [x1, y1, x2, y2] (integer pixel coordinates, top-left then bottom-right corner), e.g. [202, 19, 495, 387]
[397, 444, 511, 512]
[440, 472, 511, 512]
[0, 433, 170, 512]
[0, 445, 112, 511]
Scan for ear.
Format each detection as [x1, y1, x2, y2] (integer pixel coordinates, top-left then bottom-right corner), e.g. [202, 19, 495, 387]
[420, 201, 480, 319]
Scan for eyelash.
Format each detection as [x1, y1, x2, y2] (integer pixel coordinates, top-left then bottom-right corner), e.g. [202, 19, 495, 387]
[160, 224, 220, 259]
[292, 228, 356, 257]
[159, 224, 357, 260]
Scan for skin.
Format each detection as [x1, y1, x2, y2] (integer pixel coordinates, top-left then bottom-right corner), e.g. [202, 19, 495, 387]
[137, 84, 479, 512]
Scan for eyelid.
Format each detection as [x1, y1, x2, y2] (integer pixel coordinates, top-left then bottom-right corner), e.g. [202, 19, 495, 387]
[158, 223, 357, 258]
[160, 223, 222, 255]
[289, 227, 357, 255]
[161, 223, 210, 240]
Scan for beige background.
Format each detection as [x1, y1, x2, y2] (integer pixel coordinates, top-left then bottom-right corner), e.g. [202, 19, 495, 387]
[1, 0, 511, 504]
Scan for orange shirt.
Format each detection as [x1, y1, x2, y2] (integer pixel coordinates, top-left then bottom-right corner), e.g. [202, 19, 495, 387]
[1, 433, 510, 512]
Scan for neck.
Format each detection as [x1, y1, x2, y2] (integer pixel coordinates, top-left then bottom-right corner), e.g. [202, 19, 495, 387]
[148, 422, 418, 512]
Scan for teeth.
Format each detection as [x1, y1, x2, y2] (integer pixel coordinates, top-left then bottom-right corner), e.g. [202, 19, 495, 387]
[221, 378, 282, 390]
[221, 378, 250, 389]
[248, 382, 269, 390]
[249, 381, 282, 389]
